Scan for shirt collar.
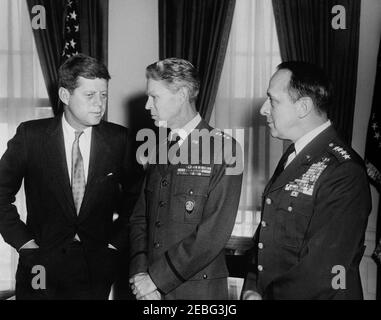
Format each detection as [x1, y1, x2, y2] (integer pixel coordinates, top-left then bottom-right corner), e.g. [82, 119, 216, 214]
[169, 113, 202, 142]
[294, 120, 331, 155]
[62, 113, 92, 139]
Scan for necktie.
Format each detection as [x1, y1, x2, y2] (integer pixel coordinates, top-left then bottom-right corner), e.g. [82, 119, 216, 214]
[167, 133, 181, 150]
[71, 131, 86, 214]
[167, 133, 181, 167]
[271, 143, 295, 183]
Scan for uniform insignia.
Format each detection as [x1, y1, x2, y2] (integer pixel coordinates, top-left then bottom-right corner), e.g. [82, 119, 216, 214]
[214, 130, 231, 140]
[177, 165, 212, 176]
[185, 200, 195, 212]
[285, 157, 330, 196]
[329, 143, 351, 161]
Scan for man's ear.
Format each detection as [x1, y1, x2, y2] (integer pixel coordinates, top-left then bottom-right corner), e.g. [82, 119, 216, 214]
[177, 87, 189, 105]
[296, 97, 313, 119]
[58, 87, 70, 106]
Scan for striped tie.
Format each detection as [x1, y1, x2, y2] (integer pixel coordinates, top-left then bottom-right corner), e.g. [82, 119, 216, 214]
[71, 131, 86, 214]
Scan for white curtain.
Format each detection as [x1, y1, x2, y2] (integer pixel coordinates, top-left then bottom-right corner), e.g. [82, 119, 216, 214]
[211, 0, 282, 240]
[0, 0, 51, 291]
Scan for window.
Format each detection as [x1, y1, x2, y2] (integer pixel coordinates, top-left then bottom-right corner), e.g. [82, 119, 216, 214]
[0, 0, 52, 292]
[212, 0, 282, 246]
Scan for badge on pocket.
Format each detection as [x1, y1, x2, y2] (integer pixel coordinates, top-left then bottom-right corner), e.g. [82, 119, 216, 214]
[185, 200, 195, 213]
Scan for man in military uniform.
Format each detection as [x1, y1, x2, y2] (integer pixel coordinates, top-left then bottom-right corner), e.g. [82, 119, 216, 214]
[242, 61, 371, 300]
[129, 58, 243, 300]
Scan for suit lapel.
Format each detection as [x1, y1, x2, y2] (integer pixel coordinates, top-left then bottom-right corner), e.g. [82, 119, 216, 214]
[78, 123, 112, 220]
[44, 117, 76, 219]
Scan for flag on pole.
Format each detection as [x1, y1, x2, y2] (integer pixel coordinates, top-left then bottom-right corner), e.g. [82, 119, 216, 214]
[61, 0, 81, 61]
[366, 41, 381, 301]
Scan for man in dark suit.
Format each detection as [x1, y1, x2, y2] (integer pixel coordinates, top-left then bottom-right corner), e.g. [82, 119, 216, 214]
[128, 58, 243, 300]
[0, 54, 138, 299]
[242, 61, 372, 300]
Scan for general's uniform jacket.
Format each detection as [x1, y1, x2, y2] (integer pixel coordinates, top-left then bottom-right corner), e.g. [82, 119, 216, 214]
[243, 126, 371, 299]
[129, 119, 243, 300]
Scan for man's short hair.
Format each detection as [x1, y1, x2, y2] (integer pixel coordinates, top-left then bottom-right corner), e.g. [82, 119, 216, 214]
[277, 61, 333, 114]
[58, 54, 111, 92]
[146, 58, 200, 103]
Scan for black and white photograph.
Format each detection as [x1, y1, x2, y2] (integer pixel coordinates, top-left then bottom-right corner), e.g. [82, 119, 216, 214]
[0, 0, 380, 308]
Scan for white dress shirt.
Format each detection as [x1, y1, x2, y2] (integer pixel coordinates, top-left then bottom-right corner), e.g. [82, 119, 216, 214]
[285, 120, 332, 168]
[168, 113, 202, 145]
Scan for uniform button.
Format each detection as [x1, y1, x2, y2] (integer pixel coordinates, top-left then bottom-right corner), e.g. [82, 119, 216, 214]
[257, 265, 263, 272]
[258, 242, 264, 249]
[155, 221, 162, 228]
[261, 221, 267, 228]
[161, 180, 168, 187]
[154, 242, 160, 248]
[159, 201, 166, 207]
[287, 206, 293, 212]
[202, 274, 208, 279]
[266, 198, 272, 205]
[189, 189, 194, 195]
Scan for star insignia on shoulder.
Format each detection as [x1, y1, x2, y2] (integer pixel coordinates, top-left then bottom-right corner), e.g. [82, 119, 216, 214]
[328, 142, 351, 161]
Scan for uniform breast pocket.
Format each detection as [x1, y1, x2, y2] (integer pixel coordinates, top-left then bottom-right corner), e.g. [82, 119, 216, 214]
[274, 193, 313, 249]
[172, 177, 209, 224]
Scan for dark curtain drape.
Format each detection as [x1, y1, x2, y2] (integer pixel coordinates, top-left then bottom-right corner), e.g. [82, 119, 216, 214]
[27, 0, 65, 115]
[272, 0, 361, 144]
[79, 0, 108, 65]
[159, 0, 235, 122]
[27, 0, 108, 115]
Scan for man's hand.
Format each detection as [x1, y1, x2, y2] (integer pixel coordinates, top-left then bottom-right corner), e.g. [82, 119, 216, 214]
[19, 240, 39, 250]
[129, 272, 158, 300]
[139, 289, 162, 300]
[241, 290, 262, 300]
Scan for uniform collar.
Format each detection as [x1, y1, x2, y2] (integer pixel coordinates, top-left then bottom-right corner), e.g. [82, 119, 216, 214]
[169, 113, 202, 142]
[294, 120, 331, 155]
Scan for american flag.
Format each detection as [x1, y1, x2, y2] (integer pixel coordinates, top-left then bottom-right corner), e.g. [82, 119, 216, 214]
[61, 0, 81, 61]
[366, 42, 381, 299]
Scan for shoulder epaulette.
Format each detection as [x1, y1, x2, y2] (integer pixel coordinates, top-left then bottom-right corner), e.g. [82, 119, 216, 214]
[327, 142, 352, 162]
[212, 129, 231, 140]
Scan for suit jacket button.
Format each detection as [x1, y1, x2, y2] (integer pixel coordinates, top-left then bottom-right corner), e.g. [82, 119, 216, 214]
[266, 198, 272, 205]
[203, 274, 208, 279]
[287, 206, 293, 212]
[154, 242, 160, 248]
[261, 221, 267, 228]
[258, 242, 264, 249]
[257, 265, 263, 272]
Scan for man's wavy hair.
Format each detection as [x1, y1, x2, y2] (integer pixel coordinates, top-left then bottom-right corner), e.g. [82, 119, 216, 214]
[277, 61, 333, 114]
[58, 54, 111, 92]
[146, 58, 200, 103]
